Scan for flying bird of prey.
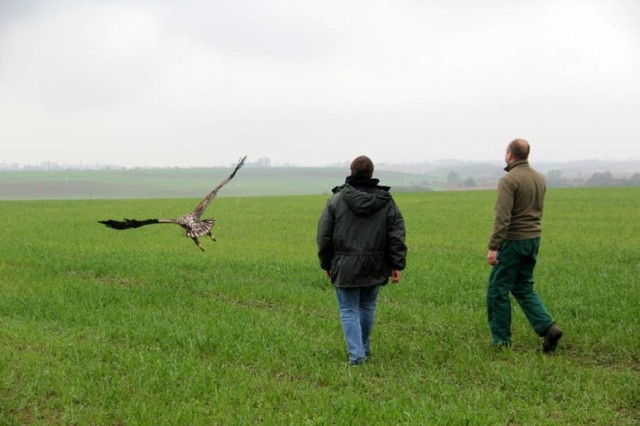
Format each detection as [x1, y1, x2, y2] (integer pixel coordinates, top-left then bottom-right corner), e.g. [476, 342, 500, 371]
[99, 156, 247, 251]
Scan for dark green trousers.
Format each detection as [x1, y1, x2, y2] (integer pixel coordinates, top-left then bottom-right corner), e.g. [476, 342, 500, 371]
[487, 238, 554, 346]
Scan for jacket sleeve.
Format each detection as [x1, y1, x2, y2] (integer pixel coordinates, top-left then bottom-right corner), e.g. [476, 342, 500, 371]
[317, 198, 335, 271]
[488, 176, 514, 250]
[386, 200, 407, 270]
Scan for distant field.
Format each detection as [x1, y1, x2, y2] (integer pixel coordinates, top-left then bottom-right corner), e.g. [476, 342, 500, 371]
[2, 161, 638, 200]
[0, 167, 443, 200]
[0, 188, 638, 424]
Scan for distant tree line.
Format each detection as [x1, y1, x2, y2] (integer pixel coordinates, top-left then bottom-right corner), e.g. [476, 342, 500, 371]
[431, 169, 640, 191]
[545, 170, 640, 188]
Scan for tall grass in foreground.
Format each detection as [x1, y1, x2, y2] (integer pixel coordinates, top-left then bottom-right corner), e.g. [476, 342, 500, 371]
[0, 188, 638, 424]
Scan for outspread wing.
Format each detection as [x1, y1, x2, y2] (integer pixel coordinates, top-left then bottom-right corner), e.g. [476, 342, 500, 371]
[192, 156, 247, 219]
[99, 218, 165, 229]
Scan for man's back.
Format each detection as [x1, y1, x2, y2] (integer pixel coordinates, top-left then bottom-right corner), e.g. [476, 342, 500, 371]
[328, 185, 392, 254]
[490, 160, 545, 248]
[317, 182, 406, 288]
[505, 161, 546, 238]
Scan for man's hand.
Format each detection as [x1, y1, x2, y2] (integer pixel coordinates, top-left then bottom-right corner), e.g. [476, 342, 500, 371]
[391, 270, 402, 284]
[487, 250, 499, 266]
[325, 270, 331, 279]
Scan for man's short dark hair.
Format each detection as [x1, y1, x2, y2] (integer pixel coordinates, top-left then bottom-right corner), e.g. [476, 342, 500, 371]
[350, 155, 374, 179]
[508, 139, 530, 161]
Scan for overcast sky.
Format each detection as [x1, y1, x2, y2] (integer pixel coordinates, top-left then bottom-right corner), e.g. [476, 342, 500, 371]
[1, 0, 639, 168]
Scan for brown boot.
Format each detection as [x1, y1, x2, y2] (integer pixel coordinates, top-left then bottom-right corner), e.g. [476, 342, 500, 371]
[542, 324, 563, 353]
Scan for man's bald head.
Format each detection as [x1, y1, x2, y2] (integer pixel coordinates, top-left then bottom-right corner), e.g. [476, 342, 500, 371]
[508, 138, 530, 161]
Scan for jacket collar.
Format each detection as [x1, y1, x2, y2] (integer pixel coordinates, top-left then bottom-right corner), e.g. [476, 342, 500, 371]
[504, 160, 529, 172]
[332, 176, 391, 193]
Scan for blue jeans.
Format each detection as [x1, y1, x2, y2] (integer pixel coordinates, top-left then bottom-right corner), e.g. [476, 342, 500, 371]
[335, 285, 381, 364]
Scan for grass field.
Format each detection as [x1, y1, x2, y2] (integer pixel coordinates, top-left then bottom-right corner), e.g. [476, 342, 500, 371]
[0, 187, 638, 424]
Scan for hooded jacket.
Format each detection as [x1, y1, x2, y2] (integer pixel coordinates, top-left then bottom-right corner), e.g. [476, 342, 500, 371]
[317, 177, 407, 288]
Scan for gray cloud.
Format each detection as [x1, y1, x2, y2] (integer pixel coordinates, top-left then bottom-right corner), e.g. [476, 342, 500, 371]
[1, 0, 639, 167]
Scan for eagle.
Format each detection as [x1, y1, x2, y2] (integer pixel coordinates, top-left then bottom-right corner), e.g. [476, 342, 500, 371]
[99, 156, 247, 251]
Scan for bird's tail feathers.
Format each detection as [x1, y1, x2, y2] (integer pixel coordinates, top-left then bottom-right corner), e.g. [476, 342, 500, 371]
[186, 219, 214, 238]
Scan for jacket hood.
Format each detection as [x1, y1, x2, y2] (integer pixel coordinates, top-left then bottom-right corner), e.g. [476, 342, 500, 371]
[335, 178, 392, 216]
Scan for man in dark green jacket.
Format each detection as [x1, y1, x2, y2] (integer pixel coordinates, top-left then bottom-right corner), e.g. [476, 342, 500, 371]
[317, 155, 407, 365]
[487, 139, 562, 353]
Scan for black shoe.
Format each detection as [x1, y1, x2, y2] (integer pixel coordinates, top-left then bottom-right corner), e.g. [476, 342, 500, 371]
[542, 324, 563, 353]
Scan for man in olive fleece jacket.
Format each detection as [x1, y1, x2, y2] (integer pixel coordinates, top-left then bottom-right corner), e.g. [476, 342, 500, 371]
[486, 139, 563, 353]
[317, 155, 407, 365]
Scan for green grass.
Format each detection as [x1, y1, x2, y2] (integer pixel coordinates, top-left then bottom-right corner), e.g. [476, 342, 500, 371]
[0, 188, 638, 424]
